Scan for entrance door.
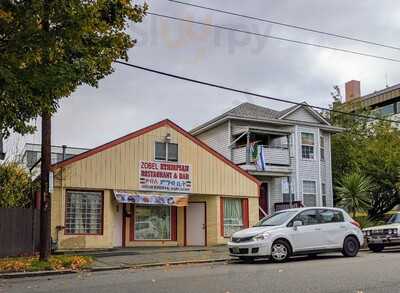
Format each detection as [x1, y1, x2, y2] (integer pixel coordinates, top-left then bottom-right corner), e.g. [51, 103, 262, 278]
[186, 202, 206, 246]
[113, 204, 123, 247]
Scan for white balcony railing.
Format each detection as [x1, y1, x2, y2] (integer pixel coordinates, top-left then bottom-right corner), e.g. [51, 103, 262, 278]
[232, 145, 290, 166]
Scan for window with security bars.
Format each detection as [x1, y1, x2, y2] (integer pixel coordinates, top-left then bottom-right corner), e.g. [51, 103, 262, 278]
[303, 181, 317, 207]
[65, 191, 103, 235]
[301, 132, 315, 159]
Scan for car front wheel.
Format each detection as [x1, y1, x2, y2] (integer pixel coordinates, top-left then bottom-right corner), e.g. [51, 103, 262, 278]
[271, 240, 291, 263]
[368, 244, 384, 253]
[342, 236, 360, 257]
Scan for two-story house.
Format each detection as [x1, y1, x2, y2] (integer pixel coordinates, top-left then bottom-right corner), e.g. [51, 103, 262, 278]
[191, 102, 342, 218]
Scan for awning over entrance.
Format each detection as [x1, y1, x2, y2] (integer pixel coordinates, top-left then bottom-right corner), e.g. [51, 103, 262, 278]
[113, 190, 188, 207]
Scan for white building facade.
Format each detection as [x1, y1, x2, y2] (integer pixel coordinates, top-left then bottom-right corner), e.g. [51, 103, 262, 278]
[191, 102, 342, 216]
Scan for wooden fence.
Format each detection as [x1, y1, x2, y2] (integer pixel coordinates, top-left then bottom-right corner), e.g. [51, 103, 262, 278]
[0, 208, 40, 257]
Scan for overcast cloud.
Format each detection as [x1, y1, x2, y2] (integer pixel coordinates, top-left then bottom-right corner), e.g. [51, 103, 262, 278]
[5, 0, 400, 155]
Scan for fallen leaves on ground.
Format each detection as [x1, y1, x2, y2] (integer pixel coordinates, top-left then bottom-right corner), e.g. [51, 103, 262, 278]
[0, 255, 92, 273]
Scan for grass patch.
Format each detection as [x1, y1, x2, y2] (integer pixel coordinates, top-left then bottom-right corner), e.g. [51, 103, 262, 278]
[0, 255, 93, 273]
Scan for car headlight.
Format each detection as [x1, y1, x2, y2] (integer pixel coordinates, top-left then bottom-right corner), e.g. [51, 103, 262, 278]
[252, 233, 270, 241]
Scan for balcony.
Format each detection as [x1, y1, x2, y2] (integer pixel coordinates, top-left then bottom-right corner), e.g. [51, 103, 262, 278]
[232, 145, 291, 175]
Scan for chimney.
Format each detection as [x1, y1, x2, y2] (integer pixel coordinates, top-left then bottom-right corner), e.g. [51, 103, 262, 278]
[345, 80, 361, 102]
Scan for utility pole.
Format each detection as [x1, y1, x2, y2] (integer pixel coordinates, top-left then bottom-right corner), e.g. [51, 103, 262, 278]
[39, 0, 51, 261]
[39, 112, 51, 261]
[0, 136, 5, 160]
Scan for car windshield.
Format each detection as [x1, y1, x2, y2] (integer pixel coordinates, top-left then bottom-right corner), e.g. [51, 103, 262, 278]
[254, 211, 297, 227]
[387, 214, 400, 224]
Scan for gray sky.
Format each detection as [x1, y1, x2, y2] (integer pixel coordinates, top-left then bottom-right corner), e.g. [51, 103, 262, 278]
[5, 0, 400, 155]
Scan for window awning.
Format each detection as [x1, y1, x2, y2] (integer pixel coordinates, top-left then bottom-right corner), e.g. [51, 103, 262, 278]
[113, 190, 188, 207]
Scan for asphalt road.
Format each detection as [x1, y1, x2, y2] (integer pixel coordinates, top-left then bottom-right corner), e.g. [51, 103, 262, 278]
[2, 249, 400, 293]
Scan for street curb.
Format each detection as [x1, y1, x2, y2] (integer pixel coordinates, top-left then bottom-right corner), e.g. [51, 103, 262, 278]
[127, 258, 232, 269]
[0, 258, 232, 279]
[0, 269, 76, 279]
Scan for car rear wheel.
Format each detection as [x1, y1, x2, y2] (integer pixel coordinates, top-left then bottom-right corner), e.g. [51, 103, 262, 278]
[342, 236, 360, 257]
[368, 244, 384, 253]
[271, 240, 291, 263]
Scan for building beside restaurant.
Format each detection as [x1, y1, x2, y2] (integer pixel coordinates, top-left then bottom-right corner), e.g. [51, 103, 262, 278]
[191, 102, 342, 216]
[21, 143, 89, 173]
[50, 119, 260, 250]
[342, 80, 400, 120]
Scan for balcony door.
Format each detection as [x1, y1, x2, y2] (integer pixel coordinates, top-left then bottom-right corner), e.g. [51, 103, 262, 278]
[259, 183, 268, 219]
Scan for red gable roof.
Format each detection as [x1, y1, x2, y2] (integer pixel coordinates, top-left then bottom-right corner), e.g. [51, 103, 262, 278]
[51, 119, 261, 186]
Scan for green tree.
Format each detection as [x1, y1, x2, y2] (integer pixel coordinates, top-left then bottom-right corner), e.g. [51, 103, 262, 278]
[331, 99, 400, 218]
[336, 173, 373, 218]
[0, 162, 34, 208]
[0, 0, 148, 137]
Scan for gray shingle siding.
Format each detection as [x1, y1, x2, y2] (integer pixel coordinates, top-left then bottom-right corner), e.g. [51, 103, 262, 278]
[195, 121, 231, 159]
[285, 107, 321, 124]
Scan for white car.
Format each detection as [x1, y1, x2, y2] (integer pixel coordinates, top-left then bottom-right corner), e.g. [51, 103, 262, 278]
[228, 207, 364, 262]
[363, 212, 400, 252]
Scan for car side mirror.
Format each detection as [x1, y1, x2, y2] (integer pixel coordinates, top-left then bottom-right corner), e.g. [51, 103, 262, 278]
[293, 220, 303, 230]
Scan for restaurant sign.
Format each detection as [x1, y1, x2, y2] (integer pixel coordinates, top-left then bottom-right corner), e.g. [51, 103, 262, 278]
[139, 161, 192, 193]
[114, 191, 188, 207]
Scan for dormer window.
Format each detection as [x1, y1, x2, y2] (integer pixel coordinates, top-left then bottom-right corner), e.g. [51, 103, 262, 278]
[155, 142, 178, 162]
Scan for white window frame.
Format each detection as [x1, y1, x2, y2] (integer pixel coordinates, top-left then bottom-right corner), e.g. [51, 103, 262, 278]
[154, 142, 179, 162]
[320, 136, 325, 161]
[281, 178, 295, 203]
[302, 180, 317, 207]
[301, 132, 315, 160]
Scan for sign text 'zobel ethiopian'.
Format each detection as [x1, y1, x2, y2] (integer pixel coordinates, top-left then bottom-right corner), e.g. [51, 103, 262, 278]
[139, 161, 192, 193]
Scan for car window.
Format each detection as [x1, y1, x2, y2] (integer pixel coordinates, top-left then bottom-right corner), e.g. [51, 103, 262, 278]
[254, 211, 297, 227]
[319, 209, 344, 223]
[387, 213, 400, 224]
[291, 209, 321, 226]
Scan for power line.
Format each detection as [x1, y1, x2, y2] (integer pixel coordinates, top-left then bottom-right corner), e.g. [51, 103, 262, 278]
[148, 12, 400, 64]
[114, 60, 400, 124]
[168, 0, 400, 51]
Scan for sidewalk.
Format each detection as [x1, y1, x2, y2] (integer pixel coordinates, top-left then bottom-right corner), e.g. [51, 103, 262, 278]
[90, 246, 232, 269]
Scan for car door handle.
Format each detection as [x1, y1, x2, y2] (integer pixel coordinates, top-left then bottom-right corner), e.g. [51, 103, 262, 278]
[314, 228, 322, 231]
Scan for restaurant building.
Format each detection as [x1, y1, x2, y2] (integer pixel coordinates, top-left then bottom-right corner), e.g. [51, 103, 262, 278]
[50, 119, 260, 249]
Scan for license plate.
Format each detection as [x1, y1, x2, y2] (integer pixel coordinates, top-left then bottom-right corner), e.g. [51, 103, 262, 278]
[232, 247, 240, 254]
[372, 237, 383, 243]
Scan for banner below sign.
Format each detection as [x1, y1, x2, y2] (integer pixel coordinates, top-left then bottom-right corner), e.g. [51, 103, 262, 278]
[114, 190, 188, 207]
[139, 160, 192, 193]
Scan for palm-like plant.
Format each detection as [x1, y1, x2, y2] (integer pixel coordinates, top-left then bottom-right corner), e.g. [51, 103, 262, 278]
[336, 173, 374, 218]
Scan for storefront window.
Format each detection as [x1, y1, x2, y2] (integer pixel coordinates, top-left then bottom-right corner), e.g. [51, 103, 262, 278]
[223, 198, 243, 237]
[65, 191, 103, 235]
[135, 205, 171, 240]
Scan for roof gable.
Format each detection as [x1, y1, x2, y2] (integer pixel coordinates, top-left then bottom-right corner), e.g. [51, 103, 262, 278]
[279, 103, 330, 125]
[52, 119, 260, 186]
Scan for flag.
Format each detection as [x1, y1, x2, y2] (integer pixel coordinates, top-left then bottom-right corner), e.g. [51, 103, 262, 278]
[256, 145, 267, 171]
